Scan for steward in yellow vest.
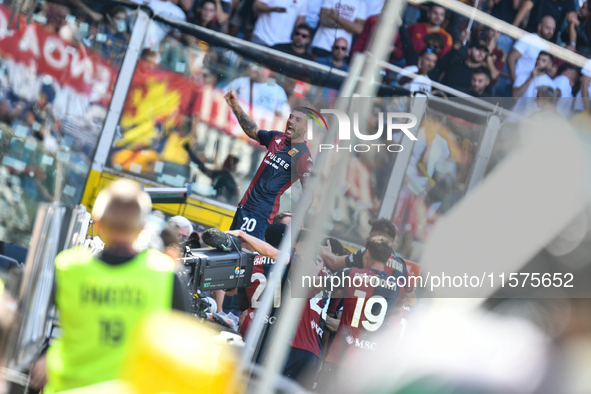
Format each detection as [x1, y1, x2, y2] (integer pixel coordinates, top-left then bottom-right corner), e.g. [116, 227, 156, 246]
[40, 180, 188, 393]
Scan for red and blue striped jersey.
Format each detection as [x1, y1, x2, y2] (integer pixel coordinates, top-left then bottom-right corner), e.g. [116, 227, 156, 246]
[239, 130, 312, 221]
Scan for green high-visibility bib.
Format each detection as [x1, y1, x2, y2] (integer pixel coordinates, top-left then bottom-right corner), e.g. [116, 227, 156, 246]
[45, 248, 174, 393]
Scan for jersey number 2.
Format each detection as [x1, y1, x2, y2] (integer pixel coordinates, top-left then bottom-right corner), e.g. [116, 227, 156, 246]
[251, 272, 281, 308]
[310, 291, 331, 320]
[351, 290, 388, 332]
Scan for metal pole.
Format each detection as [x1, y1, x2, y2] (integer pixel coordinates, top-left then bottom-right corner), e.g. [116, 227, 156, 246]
[377, 95, 429, 220]
[465, 114, 502, 193]
[87, 9, 150, 174]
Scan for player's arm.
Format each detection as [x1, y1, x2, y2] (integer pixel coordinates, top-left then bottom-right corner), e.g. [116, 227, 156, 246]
[183, 143, 214, 177]
[319, 242, 348, 271]
[226, 230, 281, 260]
[224, 91, 260, 142]
[319, 240, 363, 272]
[253, 0, 288, 14]
[325, 314, 341, 332]
[318, 7, 336, 28]
[512, 67, 543, 97]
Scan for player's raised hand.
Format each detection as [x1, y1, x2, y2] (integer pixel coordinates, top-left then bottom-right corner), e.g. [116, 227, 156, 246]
[224, 90, 239, 108]
[319, 240, 338, 270]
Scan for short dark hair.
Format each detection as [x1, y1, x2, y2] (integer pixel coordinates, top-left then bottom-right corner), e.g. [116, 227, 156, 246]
[273, 211, 292, 224]
[557, 63, 577, 76]
[161, 228, 180, 248]
[538, 51, 554, 61]
[429, 3, 446, 12]
[108, 6, 127, 18]
[292, 106, 313, 119]
[265, 223, 287, 248]
[368, 218, 397, 240]
[294, 23, 313, 37]
[472, 67, 491, 80]
[365, 236, 393, 264]
[322, 237, 348, 256]
[423, 33, 447, 50]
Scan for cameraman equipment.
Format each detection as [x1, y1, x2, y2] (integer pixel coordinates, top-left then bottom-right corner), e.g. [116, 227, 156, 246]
[182, 246, 254, 294]
[202, 228, 243, 252]
[141, 185, 191, 204]
[183, 232, 202, 249]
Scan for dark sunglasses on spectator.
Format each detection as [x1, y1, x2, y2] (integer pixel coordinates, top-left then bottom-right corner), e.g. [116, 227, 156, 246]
[334, 46, 347, 50]
[294, 32, 310, 38]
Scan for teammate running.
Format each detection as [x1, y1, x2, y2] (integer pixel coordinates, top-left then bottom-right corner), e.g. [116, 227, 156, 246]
[224, 91, 313, 240]
[315, 236, 401, 389]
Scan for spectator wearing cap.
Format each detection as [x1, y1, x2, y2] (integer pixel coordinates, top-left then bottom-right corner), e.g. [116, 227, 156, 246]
[438, 30, 493, 96]
[513, 0, 577, 44]
[396, 48, 438, 94]
[507, 15, 555, 86]
[393, 4, 453, 63]
[273, 24, 314, 60]
[310, 0, 367, 58]
[315, 37, 350, 71]
[250, 0, 308, 47]
[468, 68, 492, 97]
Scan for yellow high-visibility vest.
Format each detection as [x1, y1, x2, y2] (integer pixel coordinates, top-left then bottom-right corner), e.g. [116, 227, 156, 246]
[45, 248, 174, 393]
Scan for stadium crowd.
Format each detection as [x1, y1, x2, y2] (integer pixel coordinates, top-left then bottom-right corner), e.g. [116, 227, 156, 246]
[1, 1, 591, 392]
[16, 0, 590, 108]
[118, 0, 591, 115]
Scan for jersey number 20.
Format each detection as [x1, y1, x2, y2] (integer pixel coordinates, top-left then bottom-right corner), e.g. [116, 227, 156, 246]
[351, 290, 387, 332]
[241, 217, 257, 233]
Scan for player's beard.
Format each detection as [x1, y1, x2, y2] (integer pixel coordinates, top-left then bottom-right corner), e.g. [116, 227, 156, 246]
[286, 126, 304, 142]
